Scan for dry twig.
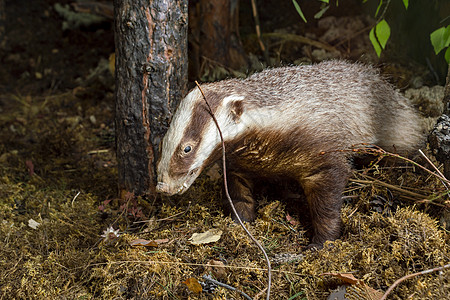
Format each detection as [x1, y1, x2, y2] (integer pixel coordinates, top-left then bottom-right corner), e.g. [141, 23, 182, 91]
[250, 0, 269, 64]
[349, 178, 427, 200]
[261, 32, 338, 53]
[202, 274, 252, 300]
[418, 149, 449, 189]
[349, 144, 450, 184]
[380, 263, 450, 300]
[195, 81, 272, 300]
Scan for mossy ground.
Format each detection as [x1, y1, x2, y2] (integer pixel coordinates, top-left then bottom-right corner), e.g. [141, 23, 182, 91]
[1, 1, 449, 299]
[0, 90, 449, 299]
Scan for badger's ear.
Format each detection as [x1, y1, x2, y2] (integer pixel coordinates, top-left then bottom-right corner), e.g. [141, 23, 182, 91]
[230, 100, 244, 123]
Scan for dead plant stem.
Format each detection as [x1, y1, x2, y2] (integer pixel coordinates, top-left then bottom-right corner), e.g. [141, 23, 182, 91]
[202, 275, 252, 300]
[250, 0, 269, 64]
[380, 263, 450, 300]
[195, 81, 272, 300]
[418, 149, 449, 189]
[349, 178, 427, 199]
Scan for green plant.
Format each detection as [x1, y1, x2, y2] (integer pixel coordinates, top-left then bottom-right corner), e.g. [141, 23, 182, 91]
[430, 25, 450, 63]
[293, 0, 450, 63]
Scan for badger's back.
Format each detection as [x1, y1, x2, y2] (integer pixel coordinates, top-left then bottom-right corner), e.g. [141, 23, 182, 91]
[206, 60, 423, 154]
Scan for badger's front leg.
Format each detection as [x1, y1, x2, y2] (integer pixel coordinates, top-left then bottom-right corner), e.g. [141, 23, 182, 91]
[224, 171, 256, 222]
[300, 161, 350, 249]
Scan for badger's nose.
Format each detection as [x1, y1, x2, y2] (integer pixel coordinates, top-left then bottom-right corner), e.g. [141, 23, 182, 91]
[156, 182, 169, 193]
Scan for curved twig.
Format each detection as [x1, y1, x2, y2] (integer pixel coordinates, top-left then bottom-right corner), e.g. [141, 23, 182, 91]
[195, 81, 272, 300]
[381, 263, 450, 300]
[202, 275, 252, 300]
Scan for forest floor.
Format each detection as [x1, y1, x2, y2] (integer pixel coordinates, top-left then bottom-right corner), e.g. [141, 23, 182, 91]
[0, 0, 449, 299]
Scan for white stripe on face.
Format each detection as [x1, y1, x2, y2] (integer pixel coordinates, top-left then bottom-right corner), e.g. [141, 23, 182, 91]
[157, 89, 202, 175]
[190, 94, 253, 171]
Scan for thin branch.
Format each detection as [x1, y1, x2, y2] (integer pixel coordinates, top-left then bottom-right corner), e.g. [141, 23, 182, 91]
[418, 149, 449, 189]
[195, 81, 272, 300]
[261, 32, 338, 53]
[349, 178, 427, 200]
[250, 0, 270, 64]
[132, 201, 192, 224]
[334, 25, 372, 48]
[71, 191, 81, 207]
[202, 275, 252, 300]
[377, 0, 391, 23]
[380, 263, 450, 300]
[348, 144, 450, 185]
[81, 259, 305, 276]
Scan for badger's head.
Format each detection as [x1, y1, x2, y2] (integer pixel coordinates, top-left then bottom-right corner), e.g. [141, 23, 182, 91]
[156, 86, 246, 195]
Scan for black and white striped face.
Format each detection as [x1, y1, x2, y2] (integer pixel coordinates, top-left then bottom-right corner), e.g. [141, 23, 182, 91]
[156, 87, 247, 195]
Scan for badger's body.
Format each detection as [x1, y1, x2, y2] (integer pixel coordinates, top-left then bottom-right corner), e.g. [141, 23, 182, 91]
[156, 60, 424, 248]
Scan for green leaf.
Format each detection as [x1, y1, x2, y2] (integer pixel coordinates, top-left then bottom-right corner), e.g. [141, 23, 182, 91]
[402, 0, 409, 9]
[445, 47, 450, 64]
[430, 25, 450, 54]
[369, 27, 382, 57]
[375, 19, 391, 49]
[369, 20, 390, 57]
[314, 5, 330, 19]
[375, 0, 383, 17]
[292, 0, 307, 23]
[319, 0, 329, 3]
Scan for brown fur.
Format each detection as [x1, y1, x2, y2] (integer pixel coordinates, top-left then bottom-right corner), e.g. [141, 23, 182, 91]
[221, 127, 351, 247]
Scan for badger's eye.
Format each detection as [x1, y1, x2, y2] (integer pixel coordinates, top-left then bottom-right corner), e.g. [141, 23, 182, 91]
[183, 145, 192, 153]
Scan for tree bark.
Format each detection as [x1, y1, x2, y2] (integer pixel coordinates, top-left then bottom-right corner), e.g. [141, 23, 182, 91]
[189, 0, 247, 79]
[444, 63, 450, 116]
[114, 0, 188, 196]
[428, 63, 450, 179]
[0, 0, 5, 47]
[442, 63, 450, 178]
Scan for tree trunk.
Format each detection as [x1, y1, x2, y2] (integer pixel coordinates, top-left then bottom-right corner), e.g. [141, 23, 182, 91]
[189, 0, 247, 79]
[444, 63, 450, 116]
[428, 63, 450, 179]
[114, 0, 188, 197]
[0, 0, 5, 47]
[442, 63, 450, 178]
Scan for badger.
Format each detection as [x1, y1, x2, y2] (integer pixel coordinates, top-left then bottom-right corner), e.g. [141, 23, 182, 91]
[156, 60, 424, 248]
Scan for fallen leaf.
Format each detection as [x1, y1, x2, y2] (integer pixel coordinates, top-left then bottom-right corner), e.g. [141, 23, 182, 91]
[98, 199, 112, 211]
[321, 272, 358, 284]
[183, 277, 202, 293]
[129, 238, 158, 247]
[154, 238, 169, 244]
[207, 259, 227, 279]
[28, 218, 40, 229]
[286, 213, 299, 226]
[322, 273, 384, 300]
[188, 228, 222, 245]
[25, 160, 34, 176]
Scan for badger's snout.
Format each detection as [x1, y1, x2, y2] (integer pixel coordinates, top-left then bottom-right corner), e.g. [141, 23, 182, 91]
[156, 167, 202, 196]
[156, 180, 191, 195]
[156, 182, 170, 194]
